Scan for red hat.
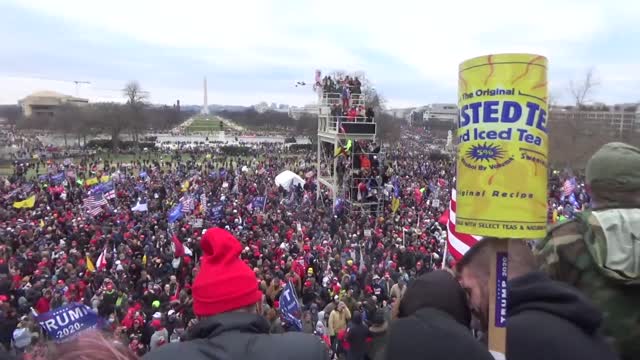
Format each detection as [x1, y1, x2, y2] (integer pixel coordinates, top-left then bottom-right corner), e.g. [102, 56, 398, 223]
[192, 228, 262, 317]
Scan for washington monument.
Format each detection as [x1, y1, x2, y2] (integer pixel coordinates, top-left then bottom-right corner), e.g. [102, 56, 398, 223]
[201, 77, 209, 115]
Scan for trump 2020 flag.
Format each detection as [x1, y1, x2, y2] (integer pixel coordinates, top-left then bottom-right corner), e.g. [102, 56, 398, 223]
[210, 203, 224, 221]
[279, 280, 302, 331]
[253, 196, 266, 209]
[168, 203, 184, 223]
[36, 303, 102, 342]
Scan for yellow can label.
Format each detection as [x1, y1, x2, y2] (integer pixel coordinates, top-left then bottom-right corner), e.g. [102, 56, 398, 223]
[456, 53, 548, 238]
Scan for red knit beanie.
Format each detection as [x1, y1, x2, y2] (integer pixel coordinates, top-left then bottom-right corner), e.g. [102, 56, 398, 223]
[192, 228, 262, 317]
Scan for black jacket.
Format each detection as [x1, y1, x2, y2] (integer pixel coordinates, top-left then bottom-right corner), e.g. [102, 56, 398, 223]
[365, 324, 387, 360]
[385, 308, 494, 360]
[143, 312, 328, 360]
[346, 322, 369, 356]
[507, 272, 619, 360]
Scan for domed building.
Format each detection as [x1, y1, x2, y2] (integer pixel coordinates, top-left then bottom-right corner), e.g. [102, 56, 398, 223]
[19, 90, 88, 118]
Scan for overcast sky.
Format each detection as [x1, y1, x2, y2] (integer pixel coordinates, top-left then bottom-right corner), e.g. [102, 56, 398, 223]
[1, 0, 639, 108]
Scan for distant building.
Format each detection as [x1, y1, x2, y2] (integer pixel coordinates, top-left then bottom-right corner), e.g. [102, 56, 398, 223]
[19, 91, 88, 118]
[288, 104, 317, 120]
[253, 102, 270, 113]
[423, 103, 458, 124]
[550, 104, 640, 135]
[385, 108, 415, 120]
[253, 102, 292, 114]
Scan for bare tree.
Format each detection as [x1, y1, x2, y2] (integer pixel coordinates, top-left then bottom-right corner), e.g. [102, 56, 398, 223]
[547, 91, 559, 108]
[569, 67, 600, 107]
[123, 81, 147, 105]
[123, 81, 148, 144]
[0, 105, 21, 125]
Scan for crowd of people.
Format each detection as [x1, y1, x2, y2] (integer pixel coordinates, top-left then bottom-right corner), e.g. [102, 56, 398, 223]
[0, 131, 455, 358]
[0, 129, 638, 360]
[319, 75, 374, 125]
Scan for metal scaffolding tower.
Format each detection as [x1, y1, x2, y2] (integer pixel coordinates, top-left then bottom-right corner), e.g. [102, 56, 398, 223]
[316, 73, 384, 216]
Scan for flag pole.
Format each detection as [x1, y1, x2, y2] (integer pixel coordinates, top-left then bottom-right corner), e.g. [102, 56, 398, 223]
[441, 231, 448, 270]
[488, 238, 509, 356]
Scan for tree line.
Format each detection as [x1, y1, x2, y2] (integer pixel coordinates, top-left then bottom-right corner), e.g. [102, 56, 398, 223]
[9, 82, 194, 148]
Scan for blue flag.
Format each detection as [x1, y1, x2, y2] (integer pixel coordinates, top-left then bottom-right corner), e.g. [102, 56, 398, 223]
[36, 303, 102, 342]
[168, 203, 184, 223]
[50, 172, 65, 185]
[334, 198, 345, 215]
[251, 196, 266, 210]
[279, 281, 302, 331]
[91, 181, 113, 195]
[210, 203, 224, 221]
[392, 176, 401, 198]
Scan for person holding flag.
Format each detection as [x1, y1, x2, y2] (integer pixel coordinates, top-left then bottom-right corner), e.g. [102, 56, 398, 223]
[279, 280, 302, 331]
[143, 228, 328, 360]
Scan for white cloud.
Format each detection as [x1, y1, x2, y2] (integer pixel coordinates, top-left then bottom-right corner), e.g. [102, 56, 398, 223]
[5, 0, 640, 106]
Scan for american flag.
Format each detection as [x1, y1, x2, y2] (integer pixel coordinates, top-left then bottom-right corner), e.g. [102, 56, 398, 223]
[562, 178, 576, 197]
[446, 189, 482, 261]
[96, 247, 108, 270]
[180, 195, 195, 213]
[83, 193, 108, 216]
[104, 189, 116, 200]
[86, 206, 103, 217]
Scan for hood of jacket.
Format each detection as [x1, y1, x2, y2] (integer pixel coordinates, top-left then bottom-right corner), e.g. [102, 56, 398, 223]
[186, 312, 270, 340]
[508, 271, 602, 335]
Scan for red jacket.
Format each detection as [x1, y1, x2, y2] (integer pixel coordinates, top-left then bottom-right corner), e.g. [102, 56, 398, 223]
[347, 108, 357, 121]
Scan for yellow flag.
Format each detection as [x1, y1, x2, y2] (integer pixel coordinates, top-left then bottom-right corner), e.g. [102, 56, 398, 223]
[552, 209, 558, 223]
[391, 197, 400, 213]
[13, 195, 36, 209]
[142, 254, 147, 266]
[39, 219, 45, 228]
[85, 177, 99, 186]
[100, 175, 110, 183]
[181, 180, 190, 192]
[86, 255, 96, 273]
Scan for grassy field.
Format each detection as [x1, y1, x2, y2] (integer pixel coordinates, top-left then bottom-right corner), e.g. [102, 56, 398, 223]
[185, 115, 244, 133]
[185, 118, 223, 133]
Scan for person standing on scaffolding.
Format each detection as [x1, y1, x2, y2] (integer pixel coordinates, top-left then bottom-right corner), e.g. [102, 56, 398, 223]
[341, 82, 350, 110]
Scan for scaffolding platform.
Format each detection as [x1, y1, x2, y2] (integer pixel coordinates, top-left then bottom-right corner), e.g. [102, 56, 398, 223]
[315, 71, 383, 217]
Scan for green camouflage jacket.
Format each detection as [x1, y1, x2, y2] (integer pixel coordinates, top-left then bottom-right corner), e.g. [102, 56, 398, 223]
[535, 209, 640, 360]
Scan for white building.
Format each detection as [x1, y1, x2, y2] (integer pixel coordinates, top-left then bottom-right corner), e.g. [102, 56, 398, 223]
[385, 108, 415, 120]
[288, 104, 317, 120]
[19, 91, 88, 118]
[550, 103, 640, 135]
[423, 103, 458, 124]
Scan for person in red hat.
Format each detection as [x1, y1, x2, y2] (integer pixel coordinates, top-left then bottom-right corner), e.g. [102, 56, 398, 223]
[143, 228, 328, 360]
